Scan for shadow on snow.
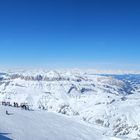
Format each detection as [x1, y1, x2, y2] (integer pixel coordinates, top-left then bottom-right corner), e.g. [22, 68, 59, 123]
[0, 133, 12, 140]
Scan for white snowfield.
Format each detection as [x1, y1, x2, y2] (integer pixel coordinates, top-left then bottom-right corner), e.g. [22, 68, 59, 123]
[0, 105, 116, 140]
[0, 69, 140, 140]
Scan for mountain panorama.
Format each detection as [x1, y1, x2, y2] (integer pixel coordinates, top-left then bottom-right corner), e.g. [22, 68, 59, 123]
[0, 69, 140, 140]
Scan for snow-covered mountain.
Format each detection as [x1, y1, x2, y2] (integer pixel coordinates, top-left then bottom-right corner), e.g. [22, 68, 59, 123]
[0, 106, 111, 140]
[0, 69, 140, 140]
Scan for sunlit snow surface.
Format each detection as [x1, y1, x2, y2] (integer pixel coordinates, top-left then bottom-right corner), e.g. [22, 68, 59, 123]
[0, 106, 105, 140]
[0, 69, 140, 140]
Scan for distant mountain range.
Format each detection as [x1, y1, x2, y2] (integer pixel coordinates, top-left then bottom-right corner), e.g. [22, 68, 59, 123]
[0, 69, 140, 139]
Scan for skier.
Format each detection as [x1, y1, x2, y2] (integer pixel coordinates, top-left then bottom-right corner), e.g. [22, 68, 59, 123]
[6, 110, 9, 115]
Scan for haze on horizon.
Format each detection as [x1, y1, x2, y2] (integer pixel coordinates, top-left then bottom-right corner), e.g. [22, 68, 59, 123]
[0, 0, 140, 71]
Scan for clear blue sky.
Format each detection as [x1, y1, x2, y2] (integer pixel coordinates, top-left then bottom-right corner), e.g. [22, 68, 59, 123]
[0, 0, 140, 70]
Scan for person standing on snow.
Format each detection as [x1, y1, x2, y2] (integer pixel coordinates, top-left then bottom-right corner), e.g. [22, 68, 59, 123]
[6, 110, 9, 115]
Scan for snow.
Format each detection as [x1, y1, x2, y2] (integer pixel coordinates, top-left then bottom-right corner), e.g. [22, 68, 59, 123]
[0, 69, 140, 139]
[0, 105, 109, 140]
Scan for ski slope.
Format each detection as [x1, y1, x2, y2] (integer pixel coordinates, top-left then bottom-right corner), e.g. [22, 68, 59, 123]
[0, 105, 115, 140]
[0, 70, 140, 139]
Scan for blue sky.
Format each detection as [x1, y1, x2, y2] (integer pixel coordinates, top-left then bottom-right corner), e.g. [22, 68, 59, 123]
[0, 0, 140, 70]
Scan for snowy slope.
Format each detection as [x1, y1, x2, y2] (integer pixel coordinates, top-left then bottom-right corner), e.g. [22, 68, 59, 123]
[0, 70, 140, 139]
[0, 105, 113, 140]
